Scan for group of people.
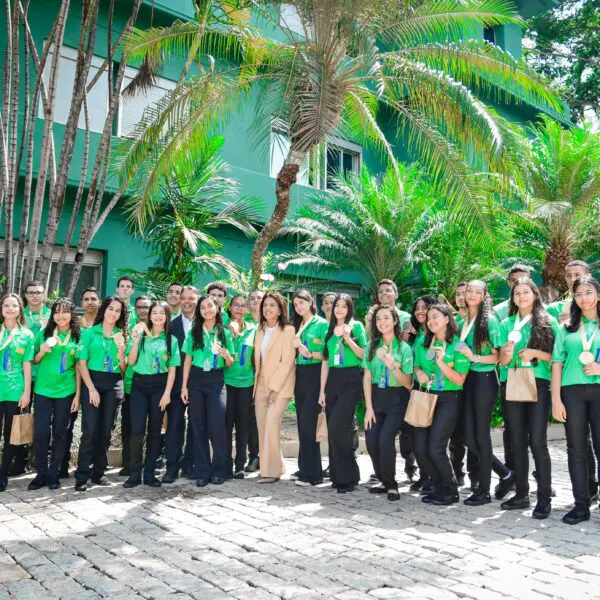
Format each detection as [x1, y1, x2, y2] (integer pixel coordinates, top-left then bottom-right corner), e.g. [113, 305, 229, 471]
[1, 260, 600, 527]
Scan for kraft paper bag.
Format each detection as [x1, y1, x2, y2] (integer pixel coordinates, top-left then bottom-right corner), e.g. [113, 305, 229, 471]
[405, 389, 438, 428]
[316, 410, 328, 443]
[506, 368, 538, 402]
[10, 411, 34, 445]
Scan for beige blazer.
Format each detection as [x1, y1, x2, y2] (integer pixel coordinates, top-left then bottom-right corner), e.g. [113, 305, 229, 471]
[253, 324, 296, 399]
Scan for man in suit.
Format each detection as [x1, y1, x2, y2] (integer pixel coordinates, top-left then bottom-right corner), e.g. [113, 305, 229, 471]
[162, 285, 199, 483]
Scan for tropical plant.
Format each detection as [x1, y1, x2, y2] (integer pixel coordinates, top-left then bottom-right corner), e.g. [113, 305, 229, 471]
[280, 163, 442, 298]
[117, 136, 263, 298]
[523, 116, 600, 296]
[116, 0, 564, 287]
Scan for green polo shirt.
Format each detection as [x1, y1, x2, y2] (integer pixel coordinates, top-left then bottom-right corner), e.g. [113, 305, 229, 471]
[362, 338, 413, 388]
[128, 332, 181, 376]
[124, 365, 134, 395]
[499, 314, 558, 382]
[456, 315, 501, 373]
[182, 326, 235, 370]
[224, 324, 256, 388]
[547, 299, 571, 322]
[296, 315, 328, 366]
[397, 308, 411, 329]
[76, 324, 125, 374]
[325, 320, 368, 368]
[126, 304, 138, 328]
[494, 299, 510, 322]
[552, 317, 600, 387]
[243, 314, 258, 326]
[414, 335, 471, 391]
[0, 326, 35, 401]
[34, 329, 78, 398]
[222, 311, 230, 326]
[24, 305, 51, 335]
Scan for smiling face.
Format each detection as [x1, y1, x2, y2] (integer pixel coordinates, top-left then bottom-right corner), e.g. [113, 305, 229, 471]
[375, 307, 396, 336]
[135, 298, 151, 322]
[565, 265, 590, 292]
[181, 289, 198, 315]
[262, 297, 281, 323]
[377, 284, 397, 307]
[167, 285, 183, 310]
[508, 270, 528, 288]
[200, 297, 218, 322]
[293, 297, 312, 319]
[117, 280, 134, 303]
[414, 300, 428, 325]
[427, 308, 449, 336]
[229, 296, 247, 321]
[248, 291, 264, 314]
[103, 301, 122, 325]
[512, 283, 535, 312]
[150, 305, 167, 329]
[574, 283, 598, 313]
[333, 298, 349, 322]
[53, 306, 73, 330]
[455, 285, 467, 309]
[208, 287, 226, 308]
[82, 291, 100, 314]
[465, 281, 486, 309]
[25, 284, 45, 310]
[321, 294, 335, 317]
[2, 296, 21, 322]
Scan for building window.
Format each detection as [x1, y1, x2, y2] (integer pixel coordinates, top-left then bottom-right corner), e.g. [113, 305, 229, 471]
[39, 45, 110, 134]
[270, 131, 361, 190]
[117, 67, 177, 138]
[484, 27, 496, 44]
[280, 4, 305, 36]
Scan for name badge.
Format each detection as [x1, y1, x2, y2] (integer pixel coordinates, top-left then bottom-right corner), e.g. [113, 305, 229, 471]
[378, 376, 386, 389]
[203, 359, 211, 372]
[334, 354, 341, 366]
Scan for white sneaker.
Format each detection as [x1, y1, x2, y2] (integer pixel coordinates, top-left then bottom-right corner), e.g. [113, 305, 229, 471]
[295, 479, 312, 487]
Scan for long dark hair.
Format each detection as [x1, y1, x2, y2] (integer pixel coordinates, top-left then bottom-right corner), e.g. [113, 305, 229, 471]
[423, 304, 459, 347]
[259, 292, 289, 330]
[465, 280, 492, 353]
[409, 295, 437, 344]
[93, 296, 128, 332]
[508, 277, 554, 353]
[141, 301, 173, 357]
[566, 276, 600, 333]
[323, 293, 356, 359]
[0, 293, 26, 327]
[42, 298, 81, 343]
[292, 289, 317, 331]
[368, 305, 402, 361]
[191, 294, 226, 350]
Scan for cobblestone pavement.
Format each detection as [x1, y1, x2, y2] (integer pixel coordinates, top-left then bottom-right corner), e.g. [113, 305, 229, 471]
[1, 440, 599, 600]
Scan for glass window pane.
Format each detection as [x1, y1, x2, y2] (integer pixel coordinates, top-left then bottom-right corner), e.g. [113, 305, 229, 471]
[326, 147, 341, 189]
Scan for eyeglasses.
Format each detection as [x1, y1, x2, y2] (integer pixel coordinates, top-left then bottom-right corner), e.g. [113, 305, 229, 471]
[574, 291, 597, 300]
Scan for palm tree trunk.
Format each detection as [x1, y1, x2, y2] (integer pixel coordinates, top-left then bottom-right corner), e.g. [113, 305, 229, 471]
[251, 146, 304, 287]
[541, 238, 572, 303]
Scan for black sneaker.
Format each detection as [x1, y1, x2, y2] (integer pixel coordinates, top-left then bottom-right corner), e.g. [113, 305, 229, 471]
[387, 489, 400, 501]
[410, 477, 428, 492]
[233, 471, 245, 479]
[196, 479, 209, 487]
[464, 490, 491, 506]
[419, 483, 435, 496]
[144, 476, 161, 488]
[28, 476, 47, 491]
[501, 494, 530, 510]
[91, 476, 110, 487]
[426, 490, 459, 505]
[74, 481, 87, 492]
[118, 467, 130, 477]
[123, 477, 141, 489]
[161, 472, 177, 484]
[368, 484, 387, 494]
[562, 504, 590, 525]
[336, 484, 357, 494]
[494, 472, 516, 500]
[210, 476, 225, 485]
[48, 481, 61, 490]
[532, 499, 551, 520]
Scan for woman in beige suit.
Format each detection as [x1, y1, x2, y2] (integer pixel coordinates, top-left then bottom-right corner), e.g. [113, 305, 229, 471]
[253, 292, 296, 483]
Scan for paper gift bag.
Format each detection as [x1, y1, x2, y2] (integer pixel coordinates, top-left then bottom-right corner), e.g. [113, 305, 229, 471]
[316, 410, 328, 443]
[404, 388, 438, 428]
[10, 411, 34, 445]
[506, 368, 538, 402]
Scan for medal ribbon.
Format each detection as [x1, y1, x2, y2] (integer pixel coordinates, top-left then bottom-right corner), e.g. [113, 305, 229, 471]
[459, 317, 476, 342]
[429, 339, 446, 390]
[0, 326, 18, 353]
[580, 321, 599, 353]
[53, 328, 72, 347]
[512, 313, 532, 334]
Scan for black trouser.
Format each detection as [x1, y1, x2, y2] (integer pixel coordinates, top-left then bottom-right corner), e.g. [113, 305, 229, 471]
[120, 396, 131, 471]
[295, 363, 323, 484]
[399, 429, 417, 477]
[75, 372, 123, 484]
[188, 368, 227, 480]
[561, 384, 600, 506]
[366, 386, 409, 490]
[129, 374, 167, 480]
[164, 386, 186, 476]
[34, 394, 73, 483]
[412, 391, 462, 494]
[449, 399, 479, 482]
[325, 367, 361, 488]
[500, 397, 514, 472]
[503, 378, 552, 501]
[226, 384, 253, 475]
[463, 370, 508, 492]
[248, 400, 259, 463]
[0, 401, 19, 483]
[61, 410, 78, 474]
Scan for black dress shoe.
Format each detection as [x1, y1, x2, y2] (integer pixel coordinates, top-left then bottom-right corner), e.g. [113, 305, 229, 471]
[419, 483, 435, 495]
[48, 481, 61, 490]
[74, 481, 87, 492]
[429, 491, 459, 506]
[233, 471, 245, 479]
[162, 473, 177, 484]
[144, 476, 161, 488]
[118, 467, 130, 477]
[410, 477, 428, 492]
[501, 494, 530, 510]
[123, 477, 141, 489]
[532, 499, 551, 520]
[91, 476, 110, 486]
[494, 472, 516, 500]
[244, 458, 259, 473]
[210, 476, 225, 485]
[28, 476, 47, 491]
[563, 504, 590, 525]
[422, 493, 436, 504]
[196, 478, 209, 487]
[464, 490, 492, 506]
[369, 484, 387, 494]
[387, 489, 400, 501]
[323, 466, 330, 479]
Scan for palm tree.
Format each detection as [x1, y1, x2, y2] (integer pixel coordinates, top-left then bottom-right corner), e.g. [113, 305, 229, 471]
[280, 164, 442, 297]
[117, 135, 263, 297]
[117, 0, 564, 286]
[526, 116, 600, 296]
